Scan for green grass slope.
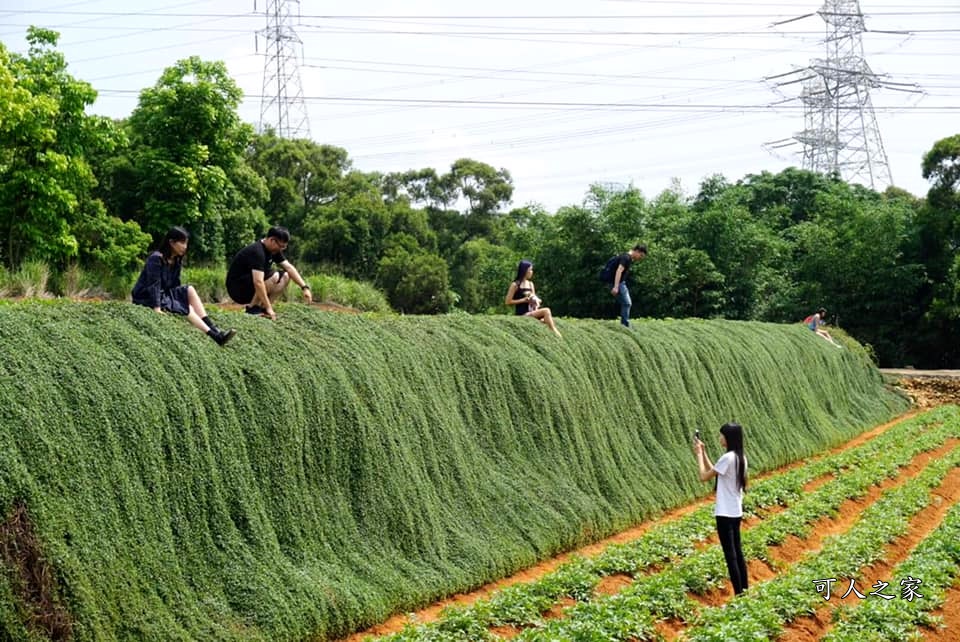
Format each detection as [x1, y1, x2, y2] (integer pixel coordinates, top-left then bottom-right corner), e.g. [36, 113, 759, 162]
[0, 302, 907, 641]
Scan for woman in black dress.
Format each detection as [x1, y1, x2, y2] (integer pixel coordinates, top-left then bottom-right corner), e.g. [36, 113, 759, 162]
[131, 226, 236, 346]
[504, 259, 561, 338]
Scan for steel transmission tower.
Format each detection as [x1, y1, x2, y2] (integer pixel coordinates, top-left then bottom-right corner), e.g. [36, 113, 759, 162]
[770, 1, 895, 190]
[256, 0, 311, 139]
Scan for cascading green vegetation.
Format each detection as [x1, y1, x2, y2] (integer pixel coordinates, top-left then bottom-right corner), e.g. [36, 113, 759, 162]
[0, 301, 907, 641]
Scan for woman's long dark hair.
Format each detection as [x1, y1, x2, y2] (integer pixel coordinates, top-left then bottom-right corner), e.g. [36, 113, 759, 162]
[157, 226, 190, 265]
[514, 259, 533, 284]
[720, 422, 747, 492]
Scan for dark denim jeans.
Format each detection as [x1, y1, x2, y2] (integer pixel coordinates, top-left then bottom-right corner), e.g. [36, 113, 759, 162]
[616, 282, 632, 327]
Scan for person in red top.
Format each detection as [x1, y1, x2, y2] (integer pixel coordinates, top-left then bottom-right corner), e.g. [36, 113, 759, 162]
[804, 307, 841, 347]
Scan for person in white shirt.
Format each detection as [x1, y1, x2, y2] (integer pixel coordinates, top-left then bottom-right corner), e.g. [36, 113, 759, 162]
[693, 422, 749, 595]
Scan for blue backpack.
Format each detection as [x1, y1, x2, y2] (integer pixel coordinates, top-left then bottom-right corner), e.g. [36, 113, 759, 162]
[599, 255, 620, 283]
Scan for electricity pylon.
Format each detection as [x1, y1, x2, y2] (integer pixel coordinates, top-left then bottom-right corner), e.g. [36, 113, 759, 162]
[256, 0, 311, 139]
[767, 0, 909, 190]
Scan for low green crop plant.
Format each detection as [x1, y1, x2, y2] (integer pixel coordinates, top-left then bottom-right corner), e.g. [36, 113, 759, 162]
[375, 409, 957, 641]
[824, 501, 960, 641]
[685, 447, 960, 641]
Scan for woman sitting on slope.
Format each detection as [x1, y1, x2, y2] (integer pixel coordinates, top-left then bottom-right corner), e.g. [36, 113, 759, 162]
[131, 226, 237, 346]
[504, 259, 562, 338]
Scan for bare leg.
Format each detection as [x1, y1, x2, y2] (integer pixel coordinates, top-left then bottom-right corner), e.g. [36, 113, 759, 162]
[817, 329, 842, 347]
[530, 307, 562, 338]
[186, 309, 211, 333]
[264, 272, 290, 302]
[186, 285, 208, 319]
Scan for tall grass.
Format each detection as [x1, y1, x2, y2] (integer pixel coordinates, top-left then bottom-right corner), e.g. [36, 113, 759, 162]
[182, 268, 392, 312]
[0, 303, 907, 640]
[0, 261, 391, 313]
[0, 261, 52, 298]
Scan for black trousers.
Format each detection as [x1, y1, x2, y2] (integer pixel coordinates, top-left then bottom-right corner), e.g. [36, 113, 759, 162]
[716, 516, 748, 594]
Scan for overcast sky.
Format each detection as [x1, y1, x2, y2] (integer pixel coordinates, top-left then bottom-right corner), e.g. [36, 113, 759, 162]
[2, 0, 958, 211]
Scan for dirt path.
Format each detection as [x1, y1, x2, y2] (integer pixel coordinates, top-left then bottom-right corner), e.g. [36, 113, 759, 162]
[885, 372, 960, 410]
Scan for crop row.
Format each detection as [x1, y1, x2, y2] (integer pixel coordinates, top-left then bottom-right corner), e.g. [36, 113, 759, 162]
[373, 406, 959, 641]
[823, 498, 960, 641]
[683, 444, 960, 641]
[513, 420, 960, 641]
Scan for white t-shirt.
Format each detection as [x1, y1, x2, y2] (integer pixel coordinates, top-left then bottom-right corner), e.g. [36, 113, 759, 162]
[713, 451, 746, 517]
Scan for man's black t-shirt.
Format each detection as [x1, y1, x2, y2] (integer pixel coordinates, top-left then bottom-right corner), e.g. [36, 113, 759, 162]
[225, 241, 287, 304]
[615, 253, 633, 284]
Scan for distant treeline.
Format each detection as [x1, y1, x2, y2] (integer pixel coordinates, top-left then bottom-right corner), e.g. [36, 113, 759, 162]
[1, 28, 959, 366]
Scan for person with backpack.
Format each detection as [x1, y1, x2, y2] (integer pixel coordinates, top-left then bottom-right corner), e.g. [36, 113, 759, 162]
[599, 244, 647, 327]
[505, 260, 562, 338]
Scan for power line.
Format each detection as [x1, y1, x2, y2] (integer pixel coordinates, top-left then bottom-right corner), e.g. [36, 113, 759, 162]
[8, 9, 960, 18]
[91, 90, 959, 112]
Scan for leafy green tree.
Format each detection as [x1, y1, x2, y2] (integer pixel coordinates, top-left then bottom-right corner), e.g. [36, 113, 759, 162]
[376, 240, 454, 314]
[919, 134, 960, 280]
[451, 239, 517, 313]
[681, 186, 786, 319]
[382, 168, 454, 211]
[530, 204, 605, 317]
[245, 132, 351, 239]
[915, 134, 960, 365]
[301, 187, 391, 274]
[447, 158, 513, 216]
[120, 56, 262, 262]
[735, 167, 841, 229]
[0, 29, 134, 270]
[73, 208, 151, 275]
[388, 158, 514, 255]
[785, 182, 926, 364]
[673, 248, 725, 317]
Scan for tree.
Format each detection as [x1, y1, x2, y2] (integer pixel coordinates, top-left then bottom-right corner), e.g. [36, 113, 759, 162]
[0, 29, 136, 270]
[381, 168, 454, 211]
[918, 134, 960, 280]
[673, 248, 725, 317]
[681, 190, 784, 319]
[736, 167, 841, 229]
[447, 158, 513, 217]
[915, 134, 960, 366]
[301, 188, 391, 274]
[120, 57, 262, 262]
[376, 240, 454, 314]
[451, 239, 517, 313]
[785, 181, 927, 364]
[245, 132, 351, 239]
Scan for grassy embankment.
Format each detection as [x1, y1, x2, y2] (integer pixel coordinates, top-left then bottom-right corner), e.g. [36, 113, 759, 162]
[0, 301, 907, 641]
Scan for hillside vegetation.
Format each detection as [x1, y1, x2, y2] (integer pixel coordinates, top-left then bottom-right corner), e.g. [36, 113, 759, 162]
[0, 302, 907, 641]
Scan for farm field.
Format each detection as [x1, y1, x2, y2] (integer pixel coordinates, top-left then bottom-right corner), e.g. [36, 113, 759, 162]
[347, 394, 960, 642]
